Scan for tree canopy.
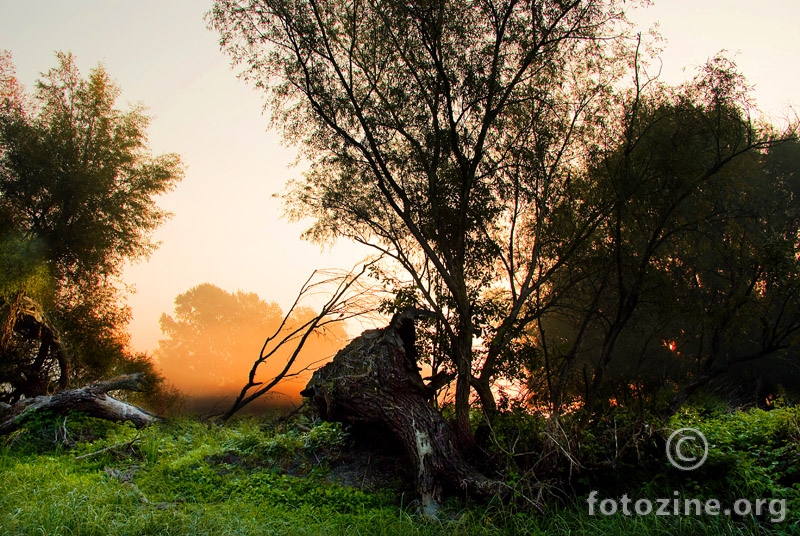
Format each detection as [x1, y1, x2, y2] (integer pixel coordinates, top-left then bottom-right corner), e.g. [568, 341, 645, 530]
[211, 0, 639, 441]
[1, 51, 181, 283]
[0, 51, 183, 402]
[533, 60, 800, 416]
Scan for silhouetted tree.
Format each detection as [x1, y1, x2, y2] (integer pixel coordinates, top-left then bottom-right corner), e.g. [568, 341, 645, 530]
[210, 0, 639, 444]
[210, 0, 799, 507]
[529, 56, 799, 418]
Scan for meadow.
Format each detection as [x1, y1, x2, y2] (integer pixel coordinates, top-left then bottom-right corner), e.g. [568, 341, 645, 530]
[2, 404, 799, 535]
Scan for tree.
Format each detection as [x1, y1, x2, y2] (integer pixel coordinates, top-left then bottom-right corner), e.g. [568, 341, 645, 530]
[155, 283, 348, 411]
[210, 0, 638, 443]
[157, 284, 284, 395]
[527, 56, 799, 419]
[209, 5, 800, 506]
[0, 51, 183, 401]
[1, 51, 181, 283]
[222, 263, 382, 420]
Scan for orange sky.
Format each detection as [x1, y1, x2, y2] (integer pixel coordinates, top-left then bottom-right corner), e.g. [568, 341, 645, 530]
[1, 0, 797, 355]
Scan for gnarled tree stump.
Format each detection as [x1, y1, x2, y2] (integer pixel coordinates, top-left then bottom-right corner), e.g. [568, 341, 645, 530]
[301, 310, 498, 514]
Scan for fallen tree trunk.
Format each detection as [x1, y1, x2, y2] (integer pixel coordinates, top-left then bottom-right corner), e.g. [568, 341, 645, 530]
[0, 373, 158, 435]
[301, 310, 499, 514]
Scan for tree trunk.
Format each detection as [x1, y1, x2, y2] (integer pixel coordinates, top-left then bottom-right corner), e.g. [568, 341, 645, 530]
[0, 373, 158, 435]
[0, 292, 70, 401]
[452, 326, 477, 452]
[300, 310, 499, 514]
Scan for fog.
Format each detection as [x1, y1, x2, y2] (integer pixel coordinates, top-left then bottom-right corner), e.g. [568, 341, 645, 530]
[153, 283, 347, 414]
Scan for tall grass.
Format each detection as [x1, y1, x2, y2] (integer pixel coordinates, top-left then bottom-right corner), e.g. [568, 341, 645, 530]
[1, 413, 796, 535]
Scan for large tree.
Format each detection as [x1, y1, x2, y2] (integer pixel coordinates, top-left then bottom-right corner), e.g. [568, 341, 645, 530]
[210, 2, 799, 469]
[521, 56, 800, 419]
[210, 0, 638, 443]
[0, 51, 183, 402]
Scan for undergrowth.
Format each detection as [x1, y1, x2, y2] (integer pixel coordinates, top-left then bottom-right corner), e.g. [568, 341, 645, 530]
[1, 405, 798, 535]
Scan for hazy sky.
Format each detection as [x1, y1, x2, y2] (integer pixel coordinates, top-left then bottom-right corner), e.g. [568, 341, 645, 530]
[1, 1, 797, 353]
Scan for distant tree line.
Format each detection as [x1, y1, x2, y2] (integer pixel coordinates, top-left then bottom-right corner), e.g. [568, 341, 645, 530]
[154, 282, 347, 412]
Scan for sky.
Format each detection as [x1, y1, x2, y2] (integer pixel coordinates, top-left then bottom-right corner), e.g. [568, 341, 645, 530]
[1, 0, 798, 355]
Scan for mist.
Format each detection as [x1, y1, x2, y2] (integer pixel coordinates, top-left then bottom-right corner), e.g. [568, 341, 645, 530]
[153, 283, 347, 414]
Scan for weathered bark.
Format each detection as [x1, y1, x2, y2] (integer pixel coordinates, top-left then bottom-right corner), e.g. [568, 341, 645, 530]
[0, 292, 70, 402]
[301, 310, 499, 514]
[0, 373, 158, 435]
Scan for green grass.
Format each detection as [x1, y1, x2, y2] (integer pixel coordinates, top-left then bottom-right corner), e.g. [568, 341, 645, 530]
[1, 410, 798, 535]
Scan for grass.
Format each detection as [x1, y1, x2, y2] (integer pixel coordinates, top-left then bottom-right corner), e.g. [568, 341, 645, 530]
[1, 410, 798, 535]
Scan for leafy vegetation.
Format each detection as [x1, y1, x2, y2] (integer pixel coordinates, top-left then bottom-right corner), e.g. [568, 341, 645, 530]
[0, 51, 183, 407]
[2, 405, 798, 534]
[1, 1, 799, 531]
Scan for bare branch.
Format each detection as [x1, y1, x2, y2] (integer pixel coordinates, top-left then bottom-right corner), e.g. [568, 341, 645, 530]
[220, 258, 384, 420]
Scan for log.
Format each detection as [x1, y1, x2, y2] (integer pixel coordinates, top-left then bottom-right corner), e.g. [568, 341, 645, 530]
[0, 373, 159, 435]
[301, 310, 499, 515]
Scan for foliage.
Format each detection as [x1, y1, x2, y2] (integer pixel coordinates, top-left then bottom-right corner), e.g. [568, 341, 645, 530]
[156, 284, 285, 394]
[2, 408, 798, 535]
[523, 59, 800, 419]
[0, 410, 135, 455]
[466, 399, 800, 531]
[209, 0, 799, 449]
[209, 0, 642, 440]
[0, 51, 182, 282]
[665, 404, 800, 510]
[0, 51, 183, 403]
[0, 234, 50, 302]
